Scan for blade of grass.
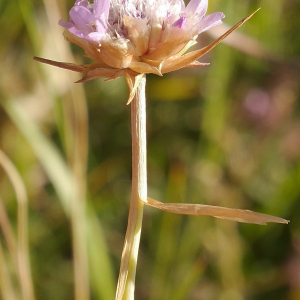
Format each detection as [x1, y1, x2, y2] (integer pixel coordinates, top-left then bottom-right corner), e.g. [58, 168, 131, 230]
[0, 241, 18, 300]
[169, 259, 205, 300]
[149, 164, 187, 300]
[0, 194, 17, 265]
[0, 149, 35, 300]
[2, 98, 116, 300]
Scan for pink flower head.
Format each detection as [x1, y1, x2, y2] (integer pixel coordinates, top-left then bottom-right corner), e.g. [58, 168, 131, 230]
[34, 0, 259, 103]
[59, 0, 224, 46]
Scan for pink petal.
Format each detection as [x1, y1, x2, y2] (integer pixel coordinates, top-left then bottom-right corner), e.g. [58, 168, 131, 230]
[58, 19, 72, 28]
[94, 0, 110, 19]
[74, 0, 89, 6]
[201, 12, 225, 32]
[179, 0, 186, 12]
[95, 18, 107, 35]
[87, 31, 106, 42]
[69, 26, 93, 39]
[69, 6, 93, 30]
[186, 0, 208, 18]
[172, 16, 187, 28]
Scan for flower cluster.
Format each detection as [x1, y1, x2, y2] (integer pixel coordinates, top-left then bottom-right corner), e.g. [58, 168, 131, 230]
[58, 0, 223, 73]
[35, 0, 257, 103]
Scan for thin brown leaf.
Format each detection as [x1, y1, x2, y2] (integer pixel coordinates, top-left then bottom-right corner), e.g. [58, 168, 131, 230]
[146, 197, 289, 225]
[33, 56, 86, 73]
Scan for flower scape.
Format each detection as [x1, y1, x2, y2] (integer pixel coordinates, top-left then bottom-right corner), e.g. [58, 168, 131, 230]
[34, 0, 288, 300]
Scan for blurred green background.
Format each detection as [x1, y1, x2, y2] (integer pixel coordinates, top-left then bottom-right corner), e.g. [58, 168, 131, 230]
[0, 0, 300, 299]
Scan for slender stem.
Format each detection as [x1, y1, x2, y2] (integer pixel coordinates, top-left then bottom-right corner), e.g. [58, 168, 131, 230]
[70, 86, 90, 300]
[116, 74, 147, 300]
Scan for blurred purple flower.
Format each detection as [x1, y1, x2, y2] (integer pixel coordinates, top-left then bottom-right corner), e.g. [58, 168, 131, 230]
[244, 88, 271, 118]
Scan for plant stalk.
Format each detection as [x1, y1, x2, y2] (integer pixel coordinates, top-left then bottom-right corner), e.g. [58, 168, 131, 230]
[116, 74, 147, 300]
[70, 86, 90, 300]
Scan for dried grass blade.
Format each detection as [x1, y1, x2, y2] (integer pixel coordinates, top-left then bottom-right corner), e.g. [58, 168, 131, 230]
[0, 149, 36, 300]
[0, 195, 17, 264]
[0, 242, 18, 300]
[146, 197, 289, 225]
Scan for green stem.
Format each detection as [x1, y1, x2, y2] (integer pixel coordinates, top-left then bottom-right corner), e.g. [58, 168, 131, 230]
[116, 74, 147, 300]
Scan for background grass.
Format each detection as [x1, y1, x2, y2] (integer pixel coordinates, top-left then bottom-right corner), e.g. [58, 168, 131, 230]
[0, 0, 300, 299]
